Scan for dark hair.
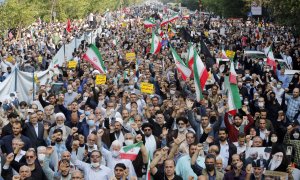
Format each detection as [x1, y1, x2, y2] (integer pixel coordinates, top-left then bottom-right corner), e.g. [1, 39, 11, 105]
[12, 121, 22, 127]
[19, 101, 28, 107]
[218, 127, 228, 134]
[8, 112, 18, 119]
[114, 163, 126, 170]
[176, 116, 188, 124]
[53, 128, 63, 135]
[141, 122, 153, 130]
[188, 142, 198, 150]
[205, 153, 216, 161]
[238, 133, 246, 138]
[155, 110, 164, 115]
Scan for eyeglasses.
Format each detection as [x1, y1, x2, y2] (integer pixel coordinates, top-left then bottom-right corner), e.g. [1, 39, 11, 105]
[26, 156, 35, 159]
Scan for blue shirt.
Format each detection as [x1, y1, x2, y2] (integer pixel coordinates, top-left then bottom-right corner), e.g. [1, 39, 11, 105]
[175, 155, 205, 180]
[276, 70, 290, 88]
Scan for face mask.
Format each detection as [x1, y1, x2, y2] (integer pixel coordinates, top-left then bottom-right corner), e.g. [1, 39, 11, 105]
[244, 101, 249, 105]
[271, 137, 278, 143]
[170, 90, 176, 95]
[67, 90, 73, 94]
[124, 140, 134, 146]
[129, 85, 134, 89]
[205, 164, 215, 171]
[276, 84, 281, 89]
[87, 120, 95, 127]
[178, 127, 186, 132]
[20, 109, 26, 113]
[83, 97, 88, 101]
[258, 102, 264, 108]
[57, 123, 64, 128]
[38, 154, 46, 161]
[240, 96, 243, 101]
[85, 111, 91, 116]
[91, 162, 100, 168]
[112, 150, 120, 158]
[259, 62, 263, 65]
[293, 133, 299, 139]
[245, 74, 250, 77]
[246, 83, 251, 88]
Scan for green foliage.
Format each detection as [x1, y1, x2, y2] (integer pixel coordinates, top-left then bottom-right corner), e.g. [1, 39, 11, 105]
[181, 0, 199, 11]
[202, 0, 246, 18]
[0, 0, 140, 34]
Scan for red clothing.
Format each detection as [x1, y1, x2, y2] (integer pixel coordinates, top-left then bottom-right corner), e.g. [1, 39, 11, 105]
[224, 113, 254, 142]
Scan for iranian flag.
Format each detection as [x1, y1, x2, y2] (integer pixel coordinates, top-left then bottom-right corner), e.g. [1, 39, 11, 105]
[143, 19, 156, 28]
[266, 47, 276, 71]
[170, 46, 191, 80]
[160, 13, 179, 26]
[225, 76, 242, 115]
[146, 153, 152, 180]
[187, 44, 194, 72]
[83, 44, 107, 74]
[157, 28, 164, 37]
[112, 38, 118, 46]
[120, 142, 142, 160]
[183, 14, 190, 19]
[150, 31, 162, 54]
[168, 13, 179, 23]
[229, 61, 237, 84]
[193, 48, 208, 101]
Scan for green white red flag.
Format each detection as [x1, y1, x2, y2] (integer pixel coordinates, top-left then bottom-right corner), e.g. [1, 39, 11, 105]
[143, 19, 156, 28]
[225, 76, 242, 115]
[193, 47, 208, 101]
[83, 44, 107, 73]
[170, 46, 191, 80]
[150, 31, 162, 54]
[120, 142, 142, 161]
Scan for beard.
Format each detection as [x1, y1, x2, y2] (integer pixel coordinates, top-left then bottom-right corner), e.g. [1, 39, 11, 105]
[268, 159, 281, 170]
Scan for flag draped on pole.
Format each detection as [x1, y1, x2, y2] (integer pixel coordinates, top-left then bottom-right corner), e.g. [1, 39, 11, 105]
[229, 61, 237, 84]
[266, 47, 276, 72]
[143, 19, 156, 28]
[120, 142, 143, 160]
[83, 44, 107, 73]
[225, 76, 242, 115]
[145, 152, 153, 180]
[150, 31, 162, 54]
[193, 47, 208, 101]
[170, 46, 191, 80]
[66, 19, 72, 33]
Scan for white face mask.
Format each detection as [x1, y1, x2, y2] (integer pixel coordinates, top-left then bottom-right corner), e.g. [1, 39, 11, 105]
[271, 137, 278, 143]
[38, 154, 46, 161]
[129, 85, 134, 89]
[276, 84, 282, 89]
[112, 150, 120, 158]
[83, 97, 88, 101]
[91, 162, 100, 168]
[67, 89, 73, 94]
[244, 101, 249, 105]
[57, 123, 64, 128]
[258, 102, 264, 108]
[124, 140, 134, 146]
[293, 133, 299, 139]
[170, 90, 176, 95]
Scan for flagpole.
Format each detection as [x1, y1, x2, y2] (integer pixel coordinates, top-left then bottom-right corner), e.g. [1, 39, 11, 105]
[14, 68, 17, 91]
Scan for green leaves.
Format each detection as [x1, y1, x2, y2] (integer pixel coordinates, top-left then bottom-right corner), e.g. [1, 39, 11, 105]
[0, 0, 139, 35]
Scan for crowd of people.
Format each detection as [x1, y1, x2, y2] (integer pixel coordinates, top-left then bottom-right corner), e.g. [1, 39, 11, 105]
[0, 1, 300, 180]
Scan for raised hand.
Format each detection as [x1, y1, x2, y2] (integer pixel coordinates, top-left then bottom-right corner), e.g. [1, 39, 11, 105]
[46, 146, 54, 155]
[97, 129, 104, 138]
[71, 127, 78, 135]
[186, 99, 194, 110]
[6, 153, 14, 163]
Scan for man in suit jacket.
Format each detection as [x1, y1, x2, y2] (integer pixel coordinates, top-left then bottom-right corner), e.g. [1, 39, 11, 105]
[213, 128, 237, 170]
[1, 121, 32, 154]
[22, 113, 46, 149]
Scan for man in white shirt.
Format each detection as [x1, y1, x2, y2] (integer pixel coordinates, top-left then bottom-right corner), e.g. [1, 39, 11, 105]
[233, 133, 247, 155]
[71, 140, 113, 180]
